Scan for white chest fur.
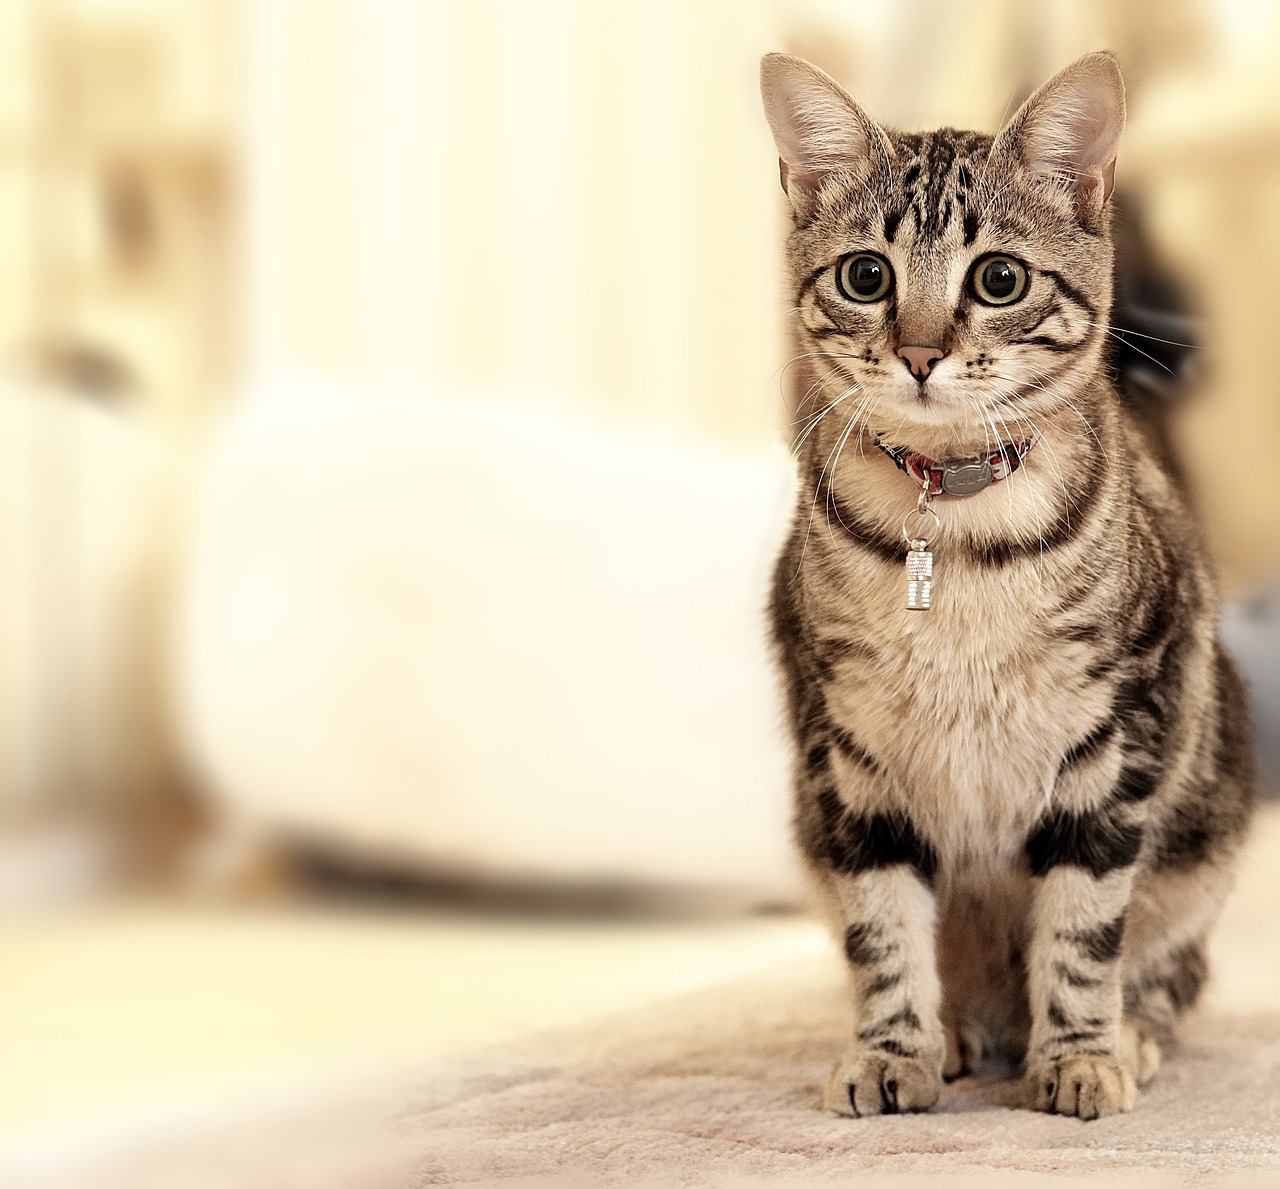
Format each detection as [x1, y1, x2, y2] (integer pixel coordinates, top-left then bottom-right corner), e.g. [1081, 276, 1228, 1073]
[814, 554, 1110, 869]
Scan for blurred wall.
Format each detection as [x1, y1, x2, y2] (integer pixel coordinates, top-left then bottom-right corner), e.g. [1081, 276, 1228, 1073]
[242, 0, 787, 445]
[0, 0, 233, 422]
[0, 0, 229, 890]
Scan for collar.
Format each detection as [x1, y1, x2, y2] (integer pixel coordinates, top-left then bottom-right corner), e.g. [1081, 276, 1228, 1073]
[873, 433, 1039, 497]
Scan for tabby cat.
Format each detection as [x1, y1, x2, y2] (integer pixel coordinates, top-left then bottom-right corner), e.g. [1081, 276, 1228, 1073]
[760, 51, 1253, 1119]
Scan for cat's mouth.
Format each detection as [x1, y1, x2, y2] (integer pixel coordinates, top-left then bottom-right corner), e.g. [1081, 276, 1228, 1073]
[879, 376, 968, 426]
[880, 369, 1046, 428]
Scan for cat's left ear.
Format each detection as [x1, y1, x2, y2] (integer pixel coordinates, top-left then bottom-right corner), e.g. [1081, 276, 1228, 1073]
[992, 51, 1126, 216]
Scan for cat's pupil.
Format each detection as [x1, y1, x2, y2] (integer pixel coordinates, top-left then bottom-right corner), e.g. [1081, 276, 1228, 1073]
[982, 260, 1016, 298]
[847, 256, 882, 295]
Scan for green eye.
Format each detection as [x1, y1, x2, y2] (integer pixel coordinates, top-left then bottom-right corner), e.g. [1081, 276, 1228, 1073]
[836, 253, 893, 302]
[972, 255, 1028, 305]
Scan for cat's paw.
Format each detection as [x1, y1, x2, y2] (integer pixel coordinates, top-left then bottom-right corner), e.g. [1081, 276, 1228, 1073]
[824, 1051, 942, 1117]
[1119, 1020, 1162, 1087]
[1027, 1053, 1135, 1119]
[943, 1020, 984, 1082]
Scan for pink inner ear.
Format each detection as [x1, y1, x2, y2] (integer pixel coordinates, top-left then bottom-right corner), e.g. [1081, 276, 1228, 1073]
[1074, 158, 1117, 211]
[1101, 158, 1116, 203]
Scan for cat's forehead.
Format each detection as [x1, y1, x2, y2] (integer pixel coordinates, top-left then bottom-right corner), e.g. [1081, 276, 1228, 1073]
[877, 129, 1000, 252]
[803, 126, 1044, 258]
[888, 129, 995, 186]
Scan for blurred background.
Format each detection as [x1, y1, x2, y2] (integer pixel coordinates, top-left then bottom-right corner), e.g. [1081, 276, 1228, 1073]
[2, 0, 1279, 1171]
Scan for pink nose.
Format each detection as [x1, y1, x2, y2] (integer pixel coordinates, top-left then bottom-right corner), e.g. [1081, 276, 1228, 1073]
[898, 345, 947, 381]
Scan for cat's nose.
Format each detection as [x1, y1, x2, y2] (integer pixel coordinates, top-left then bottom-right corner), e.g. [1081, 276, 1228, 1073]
[897, 345, 948, 381]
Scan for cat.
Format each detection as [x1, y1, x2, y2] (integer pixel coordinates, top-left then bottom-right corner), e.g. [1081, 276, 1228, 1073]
[759, 50, 1254, 1120]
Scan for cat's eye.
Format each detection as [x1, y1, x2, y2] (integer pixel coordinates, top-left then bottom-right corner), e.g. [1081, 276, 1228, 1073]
[971, 255, 1028, 305]
[836, 253, 893, 303]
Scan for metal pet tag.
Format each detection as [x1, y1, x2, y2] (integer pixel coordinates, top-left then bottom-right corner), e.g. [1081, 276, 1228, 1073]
[941, 456, 994, 496]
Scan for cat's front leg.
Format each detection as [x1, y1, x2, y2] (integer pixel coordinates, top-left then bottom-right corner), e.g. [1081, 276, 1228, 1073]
[802, 747, 945, 1116]
[823, 865, 947, 1116]
[1022, 732, 1146, 1119]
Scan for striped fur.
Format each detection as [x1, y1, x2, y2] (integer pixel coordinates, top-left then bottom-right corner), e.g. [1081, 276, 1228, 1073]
[761, 52, 1253, 1120]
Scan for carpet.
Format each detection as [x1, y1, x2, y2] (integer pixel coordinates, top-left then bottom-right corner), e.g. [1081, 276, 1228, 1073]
[400, 956, 1280, 1185]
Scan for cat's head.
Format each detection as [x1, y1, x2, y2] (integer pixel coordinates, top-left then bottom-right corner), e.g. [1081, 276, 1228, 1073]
[760, 52, 1125, 442]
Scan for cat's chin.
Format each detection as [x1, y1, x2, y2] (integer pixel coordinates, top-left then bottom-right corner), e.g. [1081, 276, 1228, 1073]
[873, 383, 990, 436]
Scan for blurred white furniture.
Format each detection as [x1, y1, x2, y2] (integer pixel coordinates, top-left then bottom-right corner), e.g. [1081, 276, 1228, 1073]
[175, 375, 804, 900]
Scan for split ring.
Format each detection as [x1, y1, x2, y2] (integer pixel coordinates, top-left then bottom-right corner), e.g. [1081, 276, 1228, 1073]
[901, 505, 941, 546]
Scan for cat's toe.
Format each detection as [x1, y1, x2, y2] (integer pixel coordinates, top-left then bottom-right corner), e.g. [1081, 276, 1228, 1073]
[824, 1052, 942, 1117]
[1027, 1053, 1135, 1119]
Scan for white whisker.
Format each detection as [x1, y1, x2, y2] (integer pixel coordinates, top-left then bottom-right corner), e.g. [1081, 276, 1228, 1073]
[1085, 321, 1201, 352]
[792, 382, 864, 582]
[1086, 322, 1178, 378]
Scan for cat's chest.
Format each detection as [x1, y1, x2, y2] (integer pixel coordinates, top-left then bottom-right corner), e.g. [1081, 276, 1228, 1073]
[812, 561, 1108, 861]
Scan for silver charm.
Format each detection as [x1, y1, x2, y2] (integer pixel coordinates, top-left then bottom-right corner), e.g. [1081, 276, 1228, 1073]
[902, 487, 942, 612]
[905, 542, 933, 610]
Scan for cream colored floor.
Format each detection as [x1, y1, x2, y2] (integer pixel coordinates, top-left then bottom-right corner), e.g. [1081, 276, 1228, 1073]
[3, 806, 1276, 1153]
[0, 897, 827, 1145]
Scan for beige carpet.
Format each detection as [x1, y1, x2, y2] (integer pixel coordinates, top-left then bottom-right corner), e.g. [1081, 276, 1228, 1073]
[11, 812, 1280, 1187]
[399, 957, 1280, 1184]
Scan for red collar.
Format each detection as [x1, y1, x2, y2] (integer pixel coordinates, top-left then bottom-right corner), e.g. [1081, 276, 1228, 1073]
[874, 435, 1039, 497]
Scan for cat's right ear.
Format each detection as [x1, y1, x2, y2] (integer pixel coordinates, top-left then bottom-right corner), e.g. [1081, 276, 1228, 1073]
[759, 53, 892, 212]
